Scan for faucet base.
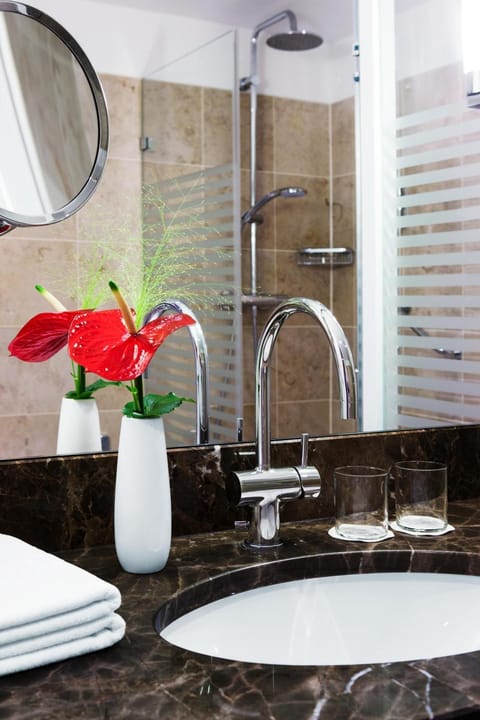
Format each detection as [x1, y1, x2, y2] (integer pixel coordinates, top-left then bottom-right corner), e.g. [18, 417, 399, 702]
[242, 538, 283, 551]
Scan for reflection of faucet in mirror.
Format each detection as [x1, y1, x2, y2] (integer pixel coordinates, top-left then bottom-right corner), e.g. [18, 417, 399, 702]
[143, 300, 209, 445]
[240, 10, 322, 351]
[228, 297, 357, 549]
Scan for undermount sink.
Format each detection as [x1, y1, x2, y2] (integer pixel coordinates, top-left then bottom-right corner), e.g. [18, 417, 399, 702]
[159, 572, 480, 665]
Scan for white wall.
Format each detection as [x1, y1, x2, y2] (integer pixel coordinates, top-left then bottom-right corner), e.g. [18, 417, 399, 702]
[34, 0, 355, 103]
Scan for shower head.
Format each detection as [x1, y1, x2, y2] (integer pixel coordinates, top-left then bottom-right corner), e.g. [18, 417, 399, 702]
[240, 10, 322, 89]
[266, 30, 323, 51]
[241, 186, 307, 228]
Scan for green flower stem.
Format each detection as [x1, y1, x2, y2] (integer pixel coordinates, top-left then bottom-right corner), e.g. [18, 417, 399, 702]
[131, 375, 145, 415]
[72, 362, 86, 396]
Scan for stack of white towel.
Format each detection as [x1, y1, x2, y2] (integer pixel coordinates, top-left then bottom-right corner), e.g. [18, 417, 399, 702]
[0, 534, 125, 676]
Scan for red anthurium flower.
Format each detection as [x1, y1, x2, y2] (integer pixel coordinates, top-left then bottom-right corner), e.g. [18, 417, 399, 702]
[8, 311, 84, 362]
[69, 309, 195, 381]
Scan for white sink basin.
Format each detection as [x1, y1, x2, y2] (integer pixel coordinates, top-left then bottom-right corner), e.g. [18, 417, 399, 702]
[160, 572, 480, 665]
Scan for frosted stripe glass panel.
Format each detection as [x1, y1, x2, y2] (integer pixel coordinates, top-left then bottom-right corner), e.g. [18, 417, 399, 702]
[396, 415, 454, 428]
[397, 229, 480, 247]
[399, 185, 480, 207]
[394, 395, 480, 420]
[397, 140, 480, 168]
[396, 103, 462, 129]
[397, 355, 480, 373]
[396, 117, 480, 149]
[398, 163, 480, 189]
[395, 335, 476, 352]
[395, 374, 480, 397]
[387, 101, 480, 429]
[397, 315, 480, 330]
[397, 296, 480, 308]
[397, 252, 480, 267]
[143, 163, 242, 445]
[397, 206, 480, 228]
[397, 274, 480, 287]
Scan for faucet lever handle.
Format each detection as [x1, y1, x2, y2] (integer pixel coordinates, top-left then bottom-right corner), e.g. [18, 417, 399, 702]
[300, 432, 309, 466]
[296, 433, 321, 498]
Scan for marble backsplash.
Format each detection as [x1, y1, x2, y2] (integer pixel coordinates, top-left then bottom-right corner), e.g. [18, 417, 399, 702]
[1, 424, 480, 554]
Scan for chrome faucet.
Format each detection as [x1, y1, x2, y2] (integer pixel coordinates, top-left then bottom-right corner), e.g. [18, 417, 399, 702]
[229, 297, 357, 549]
[143, 300, 209, 444]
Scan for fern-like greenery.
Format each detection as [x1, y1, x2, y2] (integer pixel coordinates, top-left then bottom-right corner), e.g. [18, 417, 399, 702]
[70, 176, 234, 325]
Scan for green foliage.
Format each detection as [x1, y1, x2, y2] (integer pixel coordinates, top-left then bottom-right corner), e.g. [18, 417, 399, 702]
[122, 392, 194, 419]
[71, 178, 233, 323]
[65, 378, 123, 400]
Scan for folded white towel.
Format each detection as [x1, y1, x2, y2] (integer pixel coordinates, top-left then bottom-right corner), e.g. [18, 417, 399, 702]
[0, 534, 126, 676]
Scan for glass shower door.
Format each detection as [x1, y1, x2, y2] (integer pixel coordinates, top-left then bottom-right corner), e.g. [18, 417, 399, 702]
[141, 31, 243, 446]
[357, 0, 480, 431]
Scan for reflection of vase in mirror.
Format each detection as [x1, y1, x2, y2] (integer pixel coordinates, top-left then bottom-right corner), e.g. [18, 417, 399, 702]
[56, 397, 102, 455]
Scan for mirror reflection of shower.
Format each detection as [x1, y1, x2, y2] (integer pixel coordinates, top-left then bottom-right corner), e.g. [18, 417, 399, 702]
[240, 9, 323, 352]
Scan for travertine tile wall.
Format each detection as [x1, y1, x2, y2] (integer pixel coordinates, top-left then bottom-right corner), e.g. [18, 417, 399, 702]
[1, 73, 142, 459]
[142, 80, 358, 442]
[240, 93, 357, 440]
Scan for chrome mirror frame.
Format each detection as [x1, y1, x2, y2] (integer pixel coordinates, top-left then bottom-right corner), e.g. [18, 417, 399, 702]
[0, 1, 109, 234]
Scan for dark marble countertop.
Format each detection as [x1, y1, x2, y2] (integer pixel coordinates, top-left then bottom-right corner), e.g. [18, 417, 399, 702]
[3, 502, 480, 719]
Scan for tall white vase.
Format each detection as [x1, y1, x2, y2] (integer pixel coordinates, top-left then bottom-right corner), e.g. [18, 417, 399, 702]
[56, 397, 102, 455]
[114, 415, 171, 574]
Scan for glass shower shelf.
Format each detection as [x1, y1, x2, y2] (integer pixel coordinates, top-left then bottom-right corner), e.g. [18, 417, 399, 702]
[297, 247, 354, 267]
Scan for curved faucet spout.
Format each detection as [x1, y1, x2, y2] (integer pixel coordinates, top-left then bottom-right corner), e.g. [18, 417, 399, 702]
[143, 300, 209, 445]
[256, 297, 357, 471]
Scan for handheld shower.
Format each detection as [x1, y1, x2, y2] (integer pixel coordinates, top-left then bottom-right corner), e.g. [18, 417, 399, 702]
[241, 186, 307, 228]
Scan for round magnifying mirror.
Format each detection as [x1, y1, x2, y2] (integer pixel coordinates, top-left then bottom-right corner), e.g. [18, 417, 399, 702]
[0, 2, 108, 233]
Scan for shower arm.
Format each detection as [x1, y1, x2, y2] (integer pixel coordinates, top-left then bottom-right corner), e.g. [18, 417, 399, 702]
[247, 10, 297, 83]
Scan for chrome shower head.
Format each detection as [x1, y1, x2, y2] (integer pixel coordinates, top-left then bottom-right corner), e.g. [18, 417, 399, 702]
[241, 186, 307, 228]
[266, 30, 323, 51]
[241, 10, 322, 89]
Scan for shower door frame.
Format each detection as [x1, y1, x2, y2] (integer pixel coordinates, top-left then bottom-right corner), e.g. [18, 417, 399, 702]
[355, 0, 397, 431]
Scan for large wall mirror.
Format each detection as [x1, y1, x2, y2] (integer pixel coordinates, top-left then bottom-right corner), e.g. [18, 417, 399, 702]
[2, 0, 478, 461]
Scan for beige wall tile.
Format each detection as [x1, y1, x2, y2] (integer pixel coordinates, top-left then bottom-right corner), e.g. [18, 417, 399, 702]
[203, 88, 233, 167]
[275, 325, 332, 401]
[274, 175, 330, 250]
[100, 74, 141, 161]
[1, 327, 74, 414]
[274, 400, 331, 439]
[332, 97, 355, 176]
[274, 97, 329, 176]
[1, 239, 77, 326]
[0, 414, 59, 459]
[143, 80, 202, 165]
[276, 250, 331, 303]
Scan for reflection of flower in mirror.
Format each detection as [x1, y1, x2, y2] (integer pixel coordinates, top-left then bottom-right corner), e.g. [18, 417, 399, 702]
[71, 181, 232, 322]
[69, 282, 195, 418]
[8, 285, 119, 400]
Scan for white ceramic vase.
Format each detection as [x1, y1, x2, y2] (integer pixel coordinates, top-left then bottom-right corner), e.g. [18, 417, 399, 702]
[56, 397, 102, 455]
[114, 415, 171, 574]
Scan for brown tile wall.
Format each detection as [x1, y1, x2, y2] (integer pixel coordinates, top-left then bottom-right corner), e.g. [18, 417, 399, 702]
[241, 93, 357, 441]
